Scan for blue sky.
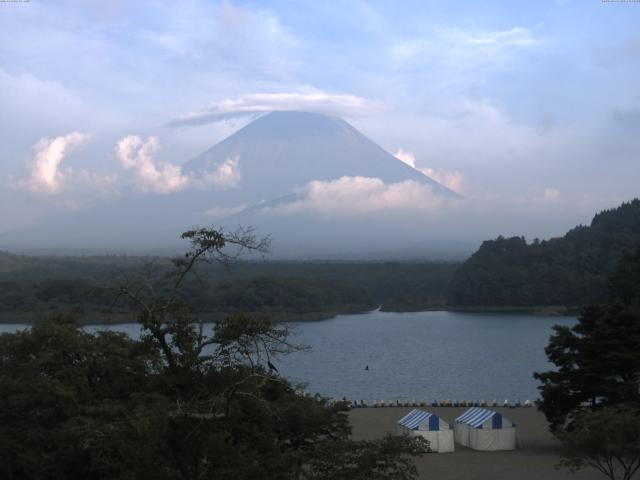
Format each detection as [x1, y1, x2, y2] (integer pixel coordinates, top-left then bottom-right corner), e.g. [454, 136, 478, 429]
[1, 0, 639, 239]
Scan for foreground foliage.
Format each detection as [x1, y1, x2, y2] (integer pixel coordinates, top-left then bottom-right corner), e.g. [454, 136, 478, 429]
[534, 301, 640, 431]
[0, 227, 426, 480]
[536, 247, 640, 479]
[557, 406, 640, 480]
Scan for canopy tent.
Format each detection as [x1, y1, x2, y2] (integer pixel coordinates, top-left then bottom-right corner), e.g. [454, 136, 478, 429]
[396, 409, 454, 453]
[454, 407, 517, 451]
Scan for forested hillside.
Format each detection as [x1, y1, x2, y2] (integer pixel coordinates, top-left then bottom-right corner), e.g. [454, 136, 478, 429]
[0, 254, 457, 323]
[448, 199, 640, 307]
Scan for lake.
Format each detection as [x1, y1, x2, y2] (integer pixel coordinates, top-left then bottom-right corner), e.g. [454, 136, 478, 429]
[0, 310, 575, 403]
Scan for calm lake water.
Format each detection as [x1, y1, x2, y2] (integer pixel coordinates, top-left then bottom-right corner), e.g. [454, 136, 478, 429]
[0, 310, 575, 403]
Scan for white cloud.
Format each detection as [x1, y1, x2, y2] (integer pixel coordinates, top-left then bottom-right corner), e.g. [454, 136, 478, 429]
[389, 26, 538, 65]
[115, 135, 242, 193]
[202, 203, 247, 219]
[116, 135, 189, 194]
[141, 0, 299, 63]
[266, 176, 456, 217]
[543, 187, 561, 202]
[421, 167, 465, 194]
[10, 132, 118, 211]
[393, 148, 417, 167]
[168, 92, 381, 127]
[16, 132, 91, 194]
[386, 27, 540, 101]
[200, 156, 242, 190]
[393, 148, 464, 194]
[456, 27, 537, 47]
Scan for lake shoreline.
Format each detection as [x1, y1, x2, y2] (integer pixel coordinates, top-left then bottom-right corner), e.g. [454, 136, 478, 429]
[0, 308, 378, 326]
[0, 304, 579, 325]
[446, 305, 582, 316]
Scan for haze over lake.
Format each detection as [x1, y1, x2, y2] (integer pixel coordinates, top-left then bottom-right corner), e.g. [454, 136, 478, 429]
[1, 310, 574, 402]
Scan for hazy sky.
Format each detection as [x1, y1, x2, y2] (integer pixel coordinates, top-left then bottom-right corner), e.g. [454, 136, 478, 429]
[1, 0, 639, 243]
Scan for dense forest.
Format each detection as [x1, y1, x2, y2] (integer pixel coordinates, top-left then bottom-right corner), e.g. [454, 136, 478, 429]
[0, 252, 457, 323]
[448, 199, 640, 307]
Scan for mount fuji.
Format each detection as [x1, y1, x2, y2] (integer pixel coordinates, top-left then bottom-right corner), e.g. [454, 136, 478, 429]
[2, 111, 464, 257]
[184, 110, 458, 205]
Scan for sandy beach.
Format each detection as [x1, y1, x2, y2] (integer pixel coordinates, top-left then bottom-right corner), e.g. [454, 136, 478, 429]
[349, 407, 604, 480]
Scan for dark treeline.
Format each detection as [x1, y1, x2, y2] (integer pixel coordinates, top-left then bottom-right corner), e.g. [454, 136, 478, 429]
[4, 199, 640, 320]
[0, 253, 458, 323]
[532, 246, 640, 479]
[448, 199, 640, 307]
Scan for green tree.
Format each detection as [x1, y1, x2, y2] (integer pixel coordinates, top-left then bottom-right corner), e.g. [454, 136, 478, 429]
[557, 405, 640, 480]
[448, 199, 640, 308]
[610, 247, 640, 307]
[0, 227, 427, 480]
[533, 302, 640, 431]
[534, 247, 640, 431]
[0, 314, 164, 480]
[536, 250, 640, 479]
[304, 434, 428, 480]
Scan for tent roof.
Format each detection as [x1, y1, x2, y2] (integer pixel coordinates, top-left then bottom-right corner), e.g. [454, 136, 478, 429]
[455, 407, 508, 428]
[397, 409, 444, 431]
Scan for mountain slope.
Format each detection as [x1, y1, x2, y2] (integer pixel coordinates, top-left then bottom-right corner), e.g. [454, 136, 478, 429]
[0, 111, 460, 254]
[185, 111, 459, 204]
[447, 199, 640, 307]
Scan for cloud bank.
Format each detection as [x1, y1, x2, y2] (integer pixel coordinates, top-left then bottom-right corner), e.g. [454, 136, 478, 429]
[10, 133, 243, 198]
[456, 27, 537, 47]
[200, 156, 242, 190]
[202, 203, 247, 219]
[115, 135, 242, 193]
[543, 187, 561, 202]
[266, 175, 457, 217]
[116, 135, 189, 194]
[14, 132, 93, 194]
[393, 148, 464, 194]
[168, 92, 381, 127]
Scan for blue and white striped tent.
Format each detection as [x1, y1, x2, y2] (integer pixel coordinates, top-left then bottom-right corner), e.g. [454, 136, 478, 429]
[454, 407, 517, 451]
[456, 407, 511, 429]
[396, 409, 454, 453]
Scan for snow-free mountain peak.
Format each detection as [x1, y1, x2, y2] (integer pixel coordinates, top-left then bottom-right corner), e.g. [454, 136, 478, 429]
[0, 111, 461, 254]
[185, 111, 459, 202]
